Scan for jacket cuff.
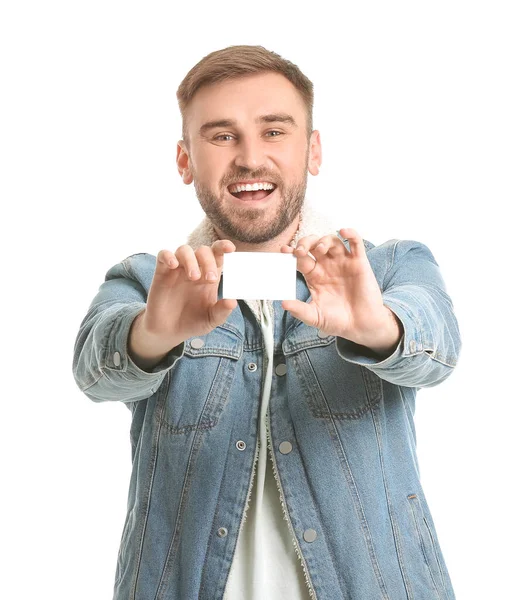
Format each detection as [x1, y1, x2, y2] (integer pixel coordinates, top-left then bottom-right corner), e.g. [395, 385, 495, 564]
[334, 296, 433, 369]
[103, 303, 185, 380]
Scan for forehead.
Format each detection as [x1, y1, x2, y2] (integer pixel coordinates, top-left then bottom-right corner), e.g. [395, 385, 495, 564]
[187, 72, 306, 130]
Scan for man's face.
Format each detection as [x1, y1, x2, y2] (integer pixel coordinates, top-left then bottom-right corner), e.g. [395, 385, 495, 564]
[177, 72, 322, 244]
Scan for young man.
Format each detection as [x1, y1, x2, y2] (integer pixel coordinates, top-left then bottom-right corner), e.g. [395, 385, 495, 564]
[73, 45, 461, 600]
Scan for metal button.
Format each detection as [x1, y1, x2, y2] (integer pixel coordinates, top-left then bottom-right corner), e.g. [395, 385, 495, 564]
[303, 528, 317, 543]
[247, 362, 257, 372]
[190, 338, 205, 349]
[217, 527, 228, 537]
[409, 340, 417, 353]
[113, 351, 121, 367]
[317, 330, 327, 338]
[275, 363, 287, 376]
[279, 441, 292, 454]
[236, 441, 246, 451]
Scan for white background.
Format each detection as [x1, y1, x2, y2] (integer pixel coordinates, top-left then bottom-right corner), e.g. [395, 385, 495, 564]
[1, 1, 504, 598]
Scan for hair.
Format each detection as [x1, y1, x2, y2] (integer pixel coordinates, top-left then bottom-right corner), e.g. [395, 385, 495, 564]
[176, 45, 314, 152]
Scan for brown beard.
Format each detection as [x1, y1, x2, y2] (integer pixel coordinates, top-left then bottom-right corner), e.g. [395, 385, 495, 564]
[193, 171, 309, 244]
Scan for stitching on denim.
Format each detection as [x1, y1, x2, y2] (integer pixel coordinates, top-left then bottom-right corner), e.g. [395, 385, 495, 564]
[423, 516, 449, 597]
[198, 428, 241, 600]
[156, 417, 218, 434]
[156, 357, 235, 433]
[312, 395, 381, 420]
[287, 419, 347, 599]
[296, 350, 380, 421]
[406, 495, 445, 600]
[294, 350, 389, 595]
[155, 416, 207, 599]
[383, 239, 400, 286]
[324, 402, 390, 598]
[129, 379, 167, 600]
[184, 347, 242, 360]
[370, 396, 414, 600]
[426, 354, 457, 369]
[284, 336, 336, 355]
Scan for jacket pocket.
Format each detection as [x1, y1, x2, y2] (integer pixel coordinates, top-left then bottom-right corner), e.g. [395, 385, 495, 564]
[407, 493, 450, 599]
[286, 335, 382, 420]
[157, 327, 242, 433]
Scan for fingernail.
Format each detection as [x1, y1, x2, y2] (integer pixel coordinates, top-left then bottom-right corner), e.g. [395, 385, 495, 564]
[190, 269, 201, 279]
[206, 271, 217, 281]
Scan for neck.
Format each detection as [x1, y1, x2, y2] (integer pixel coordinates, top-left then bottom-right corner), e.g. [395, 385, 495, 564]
[213, 214, 301, 253]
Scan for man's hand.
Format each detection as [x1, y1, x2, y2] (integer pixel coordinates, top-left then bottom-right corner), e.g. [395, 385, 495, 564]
[128, 240, 238, 369]
[280, 228, 403, 356]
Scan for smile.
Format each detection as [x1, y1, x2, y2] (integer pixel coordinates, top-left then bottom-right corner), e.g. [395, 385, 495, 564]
[227, 187, 277, 202]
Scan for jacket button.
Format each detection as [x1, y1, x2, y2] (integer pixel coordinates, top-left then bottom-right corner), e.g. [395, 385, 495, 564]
[317, 330, 327, 338]
[236, 440, 246, 451]
[217, 527, 228, 537]
[247, 362, 257, 372]
[113, 351, 121, 367]
[279, 441, 292, 454]
[190, 338, 205, 349]
[303, 528, 317, 543]
[275, 363, 287, 376]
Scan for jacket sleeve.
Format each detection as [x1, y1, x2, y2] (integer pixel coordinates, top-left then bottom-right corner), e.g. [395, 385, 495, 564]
[72, 255, 185, 403]
[335, 239, 462, 388]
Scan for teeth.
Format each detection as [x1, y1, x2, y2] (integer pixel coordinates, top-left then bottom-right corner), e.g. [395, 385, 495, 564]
[229, 182, 275, 193]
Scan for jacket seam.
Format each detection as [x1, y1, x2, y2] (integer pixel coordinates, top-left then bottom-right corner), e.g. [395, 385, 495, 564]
[370, 396, 414, 600]
[155, 408, 208, 598]
[129, 381, 167, 600]
[406, 496, 445, 599]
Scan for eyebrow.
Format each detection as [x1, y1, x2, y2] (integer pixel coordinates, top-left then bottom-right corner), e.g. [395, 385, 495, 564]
[199, 113, 298, 136]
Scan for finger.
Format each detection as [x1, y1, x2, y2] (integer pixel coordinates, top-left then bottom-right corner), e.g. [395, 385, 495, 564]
[195, 246, 220, 283]
[211, 239, 236, 270]
[294, 253, 318, 276]
[339, 228, 366, 258]
[293, 235, 321, 258]
[281, 299, 318, 327]
[174, 244, 201, 280]
[307, 234, 345, 258]
[209, 298, 238, 327]
[156, 249, 179, 271]
[280, 244, 295, 254]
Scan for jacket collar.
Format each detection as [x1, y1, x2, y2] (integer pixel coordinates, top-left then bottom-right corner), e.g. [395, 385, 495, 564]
[186, 200, 338, 325]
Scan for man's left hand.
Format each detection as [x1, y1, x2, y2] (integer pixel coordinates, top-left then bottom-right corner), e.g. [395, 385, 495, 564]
[281, 228, 403, 357]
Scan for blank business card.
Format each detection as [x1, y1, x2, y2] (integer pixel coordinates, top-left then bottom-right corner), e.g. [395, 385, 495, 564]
[222, 252, 297, 300]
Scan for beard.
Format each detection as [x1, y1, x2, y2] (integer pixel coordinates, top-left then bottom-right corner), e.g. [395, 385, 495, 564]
[192, 169, 308, 245]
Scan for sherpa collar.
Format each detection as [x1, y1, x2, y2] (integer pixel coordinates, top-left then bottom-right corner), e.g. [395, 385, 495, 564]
[186, 200, 338, 325]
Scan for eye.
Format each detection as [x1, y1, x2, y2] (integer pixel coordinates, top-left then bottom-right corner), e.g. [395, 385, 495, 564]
[213, 131, 284, 142]
[214, 134, 234, 141]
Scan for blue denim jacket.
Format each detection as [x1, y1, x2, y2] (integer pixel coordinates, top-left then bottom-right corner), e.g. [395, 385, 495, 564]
[73, 232, 461, 600]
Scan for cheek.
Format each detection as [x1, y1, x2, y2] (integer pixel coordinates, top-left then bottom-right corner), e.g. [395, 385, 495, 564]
[193, 152, 226, 182]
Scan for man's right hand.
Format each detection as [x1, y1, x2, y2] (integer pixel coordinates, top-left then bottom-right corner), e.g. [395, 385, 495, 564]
[128, 240, 238, 371]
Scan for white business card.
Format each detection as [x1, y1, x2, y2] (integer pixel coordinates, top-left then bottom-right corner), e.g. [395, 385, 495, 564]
[222, 252, 297, 300]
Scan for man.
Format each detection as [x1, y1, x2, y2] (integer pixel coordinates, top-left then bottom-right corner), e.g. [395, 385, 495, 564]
[73, 45, 461, 600]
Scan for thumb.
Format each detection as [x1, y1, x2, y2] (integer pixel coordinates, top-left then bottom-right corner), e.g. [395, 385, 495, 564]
[281, 299, 318, 327]
[209, 298, 238, 327]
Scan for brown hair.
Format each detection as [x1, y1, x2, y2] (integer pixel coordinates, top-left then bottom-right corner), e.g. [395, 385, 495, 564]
[176, 45, 314, 151]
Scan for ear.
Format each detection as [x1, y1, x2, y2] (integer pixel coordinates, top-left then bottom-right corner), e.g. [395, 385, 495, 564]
[176, 140, 194, 184]
[307, 130, 322, 176]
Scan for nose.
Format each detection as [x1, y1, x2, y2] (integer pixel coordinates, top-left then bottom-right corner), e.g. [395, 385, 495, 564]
[233, 136, 267, 171]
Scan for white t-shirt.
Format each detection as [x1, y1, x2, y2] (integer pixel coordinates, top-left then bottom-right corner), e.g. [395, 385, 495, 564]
[223, 301, 312, 599]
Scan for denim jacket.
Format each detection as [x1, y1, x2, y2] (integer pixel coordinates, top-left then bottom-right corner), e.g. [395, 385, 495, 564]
[73, 206, 461, 600]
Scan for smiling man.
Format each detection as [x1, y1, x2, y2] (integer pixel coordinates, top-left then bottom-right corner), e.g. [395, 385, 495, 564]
[73, 45, 462, 600]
